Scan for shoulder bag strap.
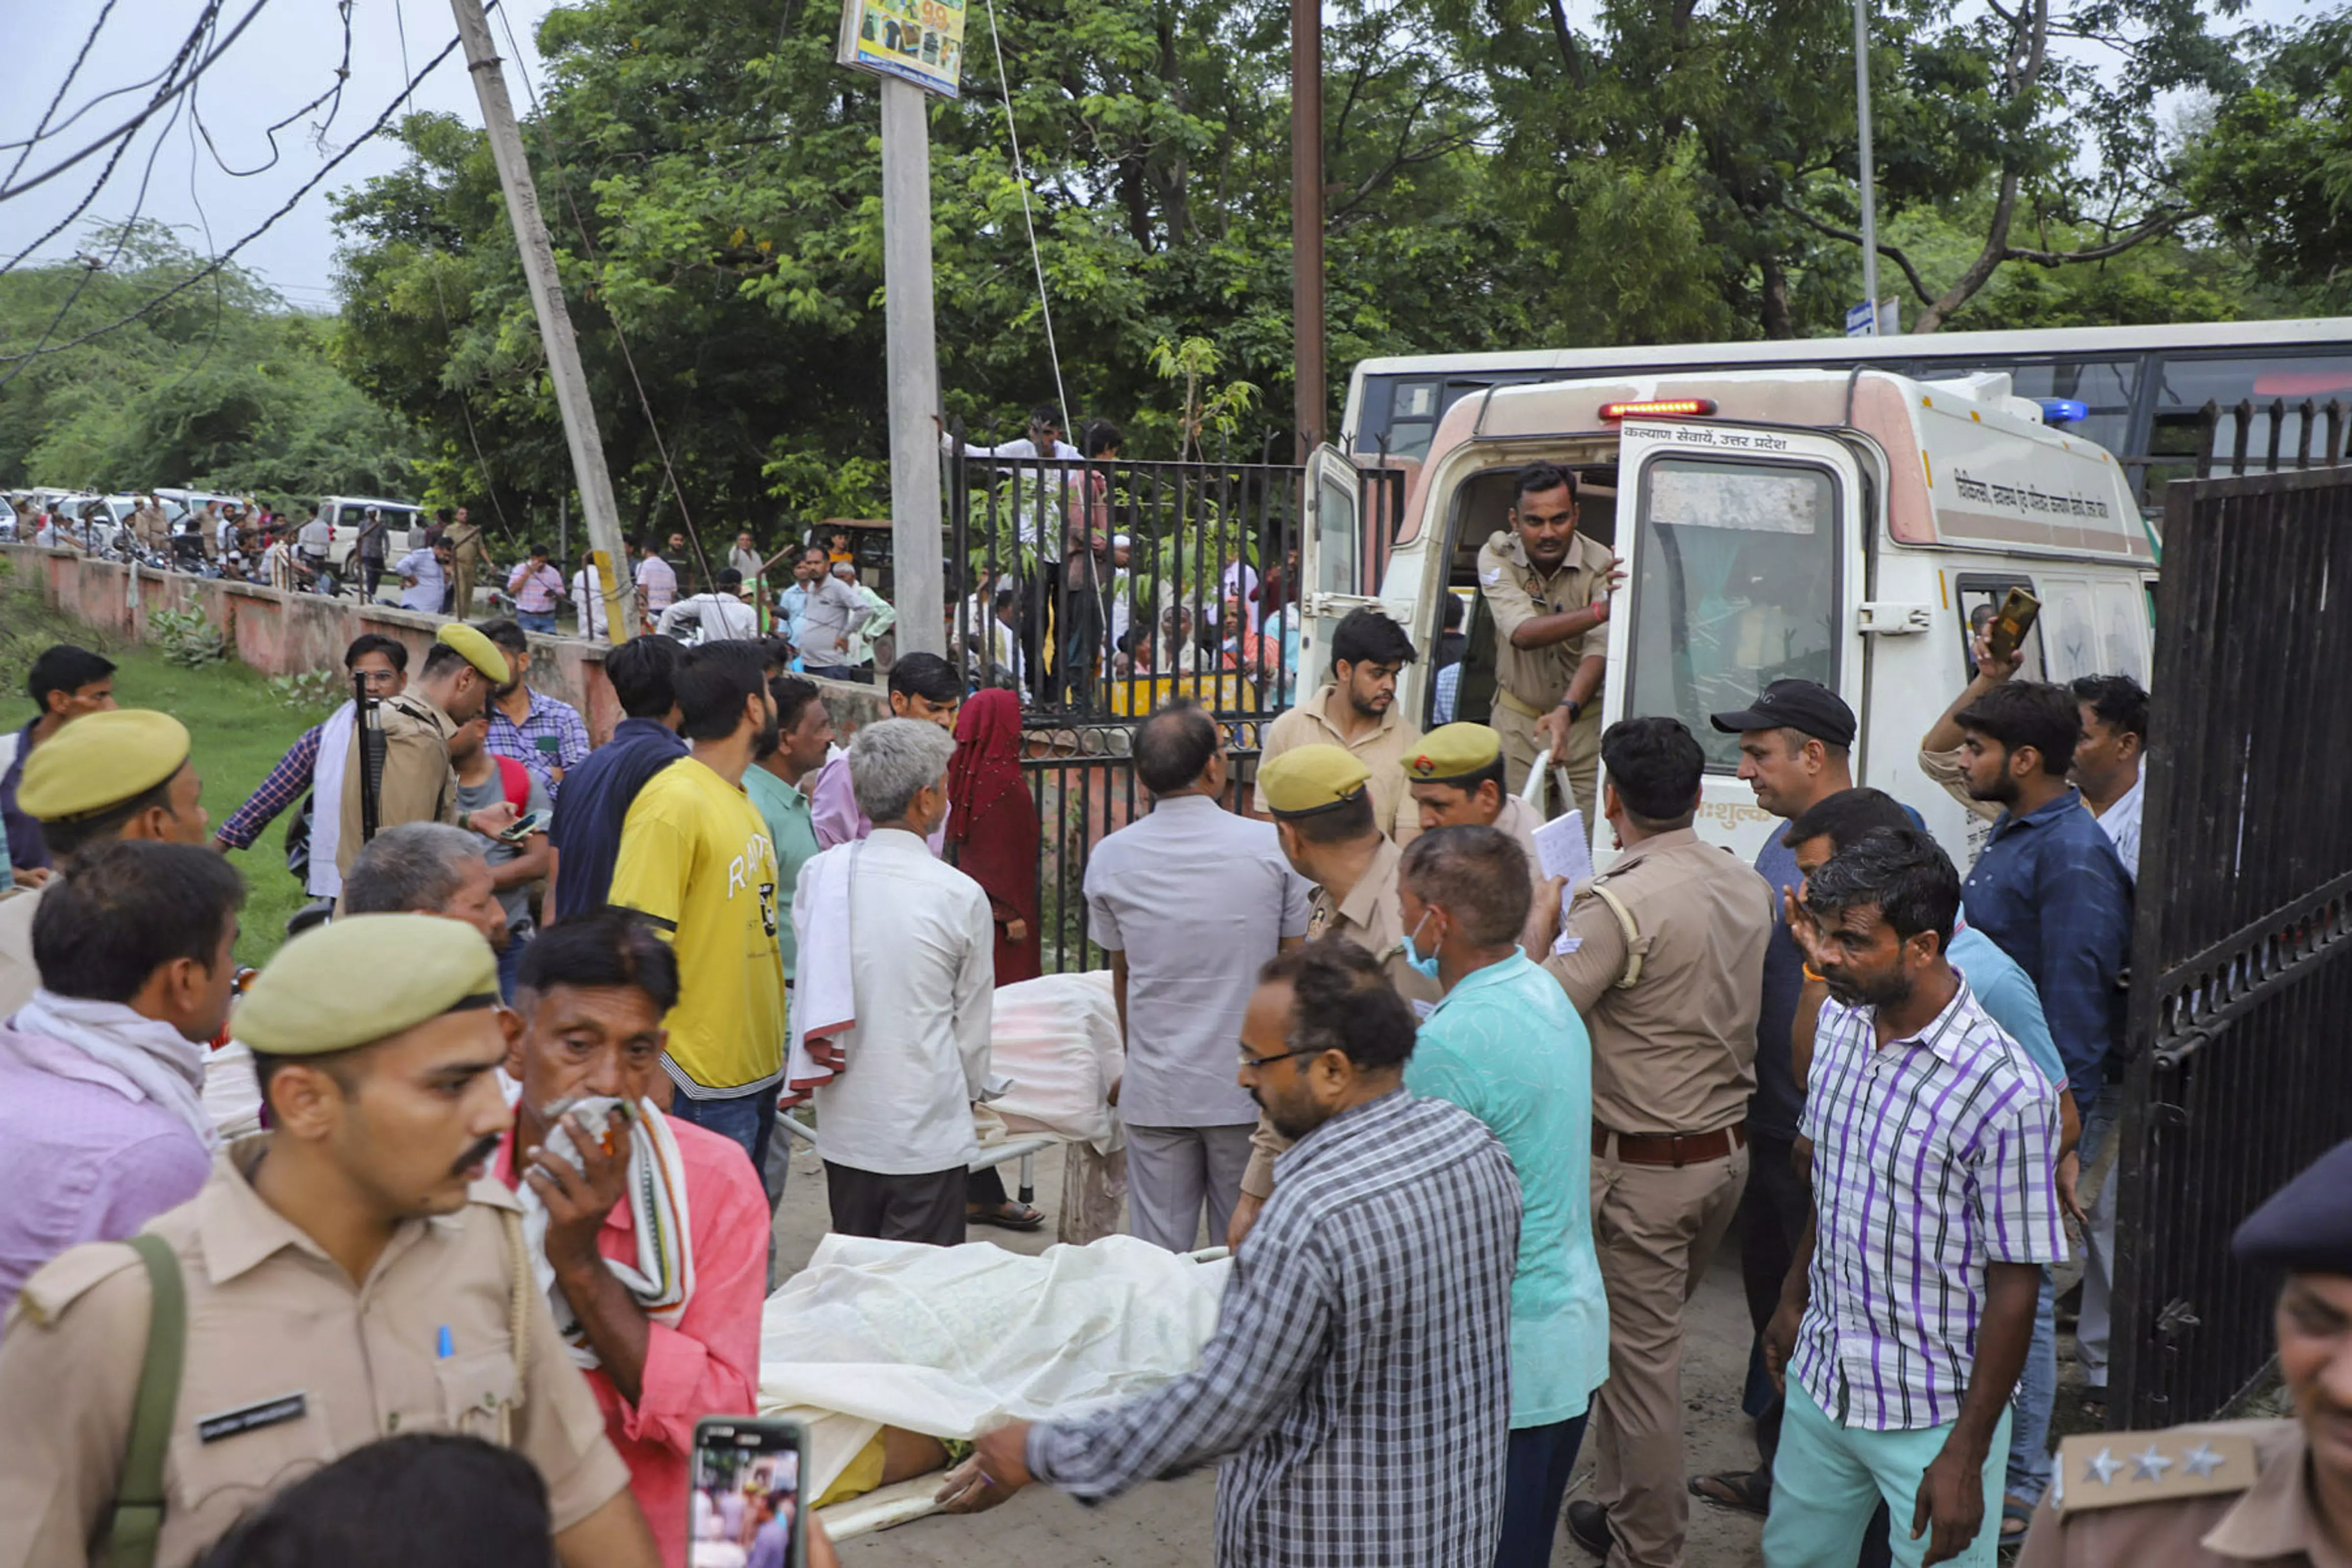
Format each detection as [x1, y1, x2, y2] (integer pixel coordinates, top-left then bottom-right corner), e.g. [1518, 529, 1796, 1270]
[104, 1234, 186, 1568]
[499, 1206, 531, 1449]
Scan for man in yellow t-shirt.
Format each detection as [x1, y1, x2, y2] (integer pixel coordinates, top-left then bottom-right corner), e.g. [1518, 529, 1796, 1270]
[610, 641, 786, 1175]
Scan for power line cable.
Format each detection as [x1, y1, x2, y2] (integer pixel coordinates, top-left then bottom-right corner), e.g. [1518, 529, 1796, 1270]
[0, 27, 467, 390]
[2, 0, 126, 185]
[492, 0, 713, 583]
[189, 0, 355, 178]
[981, 0, 1070, 436]
[0, 0, 270, 202]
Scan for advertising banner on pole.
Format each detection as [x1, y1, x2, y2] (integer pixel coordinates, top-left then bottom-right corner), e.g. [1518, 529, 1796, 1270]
[837, 0, 966, 97]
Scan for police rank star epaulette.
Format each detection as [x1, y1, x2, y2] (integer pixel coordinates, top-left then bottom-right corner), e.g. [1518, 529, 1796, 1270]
[2053, 1429, 2258, 1515]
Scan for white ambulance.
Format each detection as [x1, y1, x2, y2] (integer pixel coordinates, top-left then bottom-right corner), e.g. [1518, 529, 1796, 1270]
[1297, 367, 2157, 869]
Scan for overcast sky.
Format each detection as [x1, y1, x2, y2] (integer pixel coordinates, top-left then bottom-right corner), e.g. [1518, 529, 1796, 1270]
[0, 0, 2324, 309]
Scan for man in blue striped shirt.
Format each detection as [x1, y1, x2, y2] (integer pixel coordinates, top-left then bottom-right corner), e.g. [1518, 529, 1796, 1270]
[1763, 828, 2065, 1568]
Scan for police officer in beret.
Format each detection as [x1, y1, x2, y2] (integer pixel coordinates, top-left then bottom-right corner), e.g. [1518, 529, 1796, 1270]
[2016, 1138, 2352, 1567]
[1404, 721, 1549, 873]
[334, 622, 516, 881]
[0, 915, 661, 1568]
[1230, 743, 1441, 1248]
[0, 710, 212, 1018]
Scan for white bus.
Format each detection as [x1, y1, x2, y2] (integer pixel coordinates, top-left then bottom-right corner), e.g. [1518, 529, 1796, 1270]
[1342, 317, 2352, 512]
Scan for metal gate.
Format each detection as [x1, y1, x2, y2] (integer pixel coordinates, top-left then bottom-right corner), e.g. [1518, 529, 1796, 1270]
[2109, 458, 2352, 1427]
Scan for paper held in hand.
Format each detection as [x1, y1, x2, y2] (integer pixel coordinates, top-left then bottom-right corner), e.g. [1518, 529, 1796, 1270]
[1531, 810, 1595, 956]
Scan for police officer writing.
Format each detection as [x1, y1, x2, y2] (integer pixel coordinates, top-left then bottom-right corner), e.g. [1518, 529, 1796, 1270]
[1476, 462, 1625, 827]
[0, 915, 662, 1568]
[2018, 1137, 2352, 1567]
[1530, 716, 1775, 1568]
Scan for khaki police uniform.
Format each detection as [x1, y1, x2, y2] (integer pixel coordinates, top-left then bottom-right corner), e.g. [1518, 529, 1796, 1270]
[0, 1143, 631, 1568]
[1260, 684, 1423, 848]
[0, 710, 196, 1019]
[333, 625, 507, 878]
[0, 914, 634, 1568]
[1238, 834, 1441, 1200]
[2017, 1421, 2329, 1568]
[1544, 827, 1773, 1568]
[1476, 527, 1615, 827]
[443, 519, 493, 616]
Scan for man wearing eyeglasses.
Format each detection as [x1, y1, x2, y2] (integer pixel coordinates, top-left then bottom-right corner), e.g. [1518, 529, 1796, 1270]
[939, 939, 1522, 1568]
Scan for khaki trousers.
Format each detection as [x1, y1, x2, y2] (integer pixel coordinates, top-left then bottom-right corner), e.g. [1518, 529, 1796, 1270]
[1589, 1140, 1749, 1568]
[1494, 697, 1602, 827]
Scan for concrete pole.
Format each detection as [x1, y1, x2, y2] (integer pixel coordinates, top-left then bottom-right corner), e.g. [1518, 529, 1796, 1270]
[882, 79, 945, 656]
[1290, 0, 1326, 457]
[448, 0, 633, 639]
[1853, 0, 1882, 334]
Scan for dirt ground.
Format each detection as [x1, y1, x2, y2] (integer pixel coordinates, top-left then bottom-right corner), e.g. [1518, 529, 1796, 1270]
[769, 1135, 1771, 1568]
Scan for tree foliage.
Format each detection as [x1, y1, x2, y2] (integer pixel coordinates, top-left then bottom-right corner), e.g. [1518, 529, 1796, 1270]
[0, 224, 420, 499]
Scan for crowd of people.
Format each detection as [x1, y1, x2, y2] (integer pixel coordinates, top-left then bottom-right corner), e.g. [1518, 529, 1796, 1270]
[0, 475, 2348, 1568]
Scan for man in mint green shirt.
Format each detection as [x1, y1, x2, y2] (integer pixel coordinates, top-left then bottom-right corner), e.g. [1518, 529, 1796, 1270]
[743, 677, 833, 1202]
[1398, 824, 1610, 1568]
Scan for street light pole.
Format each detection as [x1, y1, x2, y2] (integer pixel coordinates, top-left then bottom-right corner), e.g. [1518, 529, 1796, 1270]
[1290, 0, 1326, 457]
[880, 78, 945, 655]
[1853, 0, 1882, 333]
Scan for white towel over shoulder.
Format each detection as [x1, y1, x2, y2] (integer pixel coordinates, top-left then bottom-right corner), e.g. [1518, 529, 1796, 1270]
[787, 841, 861, 1095]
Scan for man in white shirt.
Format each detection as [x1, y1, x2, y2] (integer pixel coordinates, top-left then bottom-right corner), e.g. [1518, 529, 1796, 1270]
[798, 566, 876, 679]
[833, 562, 897, 670]
[633, 538, 678, 631]
[657, 568, 761, 644]
[571, 551, 612, 639]
[396, 538, 451, 615]
[800, 719, 994, 1246]
[1082, 700, 1310, 1249]
[2068, 673, 2145, 883]
[295, 507, 333, 582]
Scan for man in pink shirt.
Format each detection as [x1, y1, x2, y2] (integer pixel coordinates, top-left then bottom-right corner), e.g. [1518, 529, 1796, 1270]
[500, 907, 779, 1568]
[0, 837, 244, 1317]
[809, 651, 960, 852]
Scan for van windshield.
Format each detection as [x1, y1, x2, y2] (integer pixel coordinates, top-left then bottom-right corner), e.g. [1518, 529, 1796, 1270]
[1628, 457, 1840, 770]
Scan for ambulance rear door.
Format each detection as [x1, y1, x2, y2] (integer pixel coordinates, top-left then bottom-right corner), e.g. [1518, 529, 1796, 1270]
[1596, 418, 1870, 865]
[1298, 443, 1393, 683]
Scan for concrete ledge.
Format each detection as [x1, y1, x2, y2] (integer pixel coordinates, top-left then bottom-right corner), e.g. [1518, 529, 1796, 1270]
[1, 545, 890, 743]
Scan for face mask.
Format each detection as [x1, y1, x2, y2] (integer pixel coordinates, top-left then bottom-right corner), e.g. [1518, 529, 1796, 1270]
[1404, 909, 1443, 983]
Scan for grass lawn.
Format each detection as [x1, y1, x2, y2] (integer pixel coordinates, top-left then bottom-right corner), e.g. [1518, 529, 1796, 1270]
[0, 641, 330, 971]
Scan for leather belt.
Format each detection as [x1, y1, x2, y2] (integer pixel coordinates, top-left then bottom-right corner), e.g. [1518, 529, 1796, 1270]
[1595, 1119, 1747, 1168]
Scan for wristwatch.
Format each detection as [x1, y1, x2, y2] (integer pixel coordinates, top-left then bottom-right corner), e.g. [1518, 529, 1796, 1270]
[1560, 699, 1584, 722]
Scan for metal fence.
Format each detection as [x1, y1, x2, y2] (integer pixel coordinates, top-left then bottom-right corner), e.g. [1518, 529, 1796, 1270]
[942, 441, 1403, 971]
[2109, 458, 2352, 1427]
[943, 438, 1403, 728]
[2193, 396, 2350, 479]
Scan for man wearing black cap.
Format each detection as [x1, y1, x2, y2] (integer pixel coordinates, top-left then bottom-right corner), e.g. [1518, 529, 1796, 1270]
[1697, 678, 1860, 1516]
[2016, 1138, 2352, 1566]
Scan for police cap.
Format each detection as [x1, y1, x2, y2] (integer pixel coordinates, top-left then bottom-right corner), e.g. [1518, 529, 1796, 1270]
[1258, 744, 1371, 819]
[2233, 1138, 2352, 1277]
[1404, 723, 1505, 787]
[238, 914, 501, 1057]
[436, 622, 509, 683]
[15, 710, 190, 821]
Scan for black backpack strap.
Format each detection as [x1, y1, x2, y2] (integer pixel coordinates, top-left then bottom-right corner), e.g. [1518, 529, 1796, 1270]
[104, 1234, 186, 1568]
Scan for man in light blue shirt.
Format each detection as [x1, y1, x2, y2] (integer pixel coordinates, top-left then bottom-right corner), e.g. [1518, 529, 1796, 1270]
[1781, 787, 2079, 1539]
[1396, 824, 1608, 1568]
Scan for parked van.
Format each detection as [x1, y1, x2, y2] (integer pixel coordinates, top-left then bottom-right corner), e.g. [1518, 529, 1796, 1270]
[320, 496, 427, 572]
[1298, 367, 2156, 871]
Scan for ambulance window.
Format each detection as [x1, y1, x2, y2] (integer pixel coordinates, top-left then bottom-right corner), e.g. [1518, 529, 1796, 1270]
[1314, 468, 1358, 595]
[1952, 577, 2047, 683]
[1629, 459, 1840, 771]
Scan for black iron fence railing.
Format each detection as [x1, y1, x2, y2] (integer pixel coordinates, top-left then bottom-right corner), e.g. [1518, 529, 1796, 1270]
[2111, 457, 2352, 1427]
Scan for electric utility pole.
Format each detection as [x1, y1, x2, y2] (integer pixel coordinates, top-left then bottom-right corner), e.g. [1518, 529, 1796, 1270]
[448, 0, 632, 639]
[1853, 0, 1882, 333]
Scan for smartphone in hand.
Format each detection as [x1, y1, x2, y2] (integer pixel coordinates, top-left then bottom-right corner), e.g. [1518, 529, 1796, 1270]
[1985, 586, 2040, 664]
[498, 808, 553, 843]
[692, 1417, 805, 1567]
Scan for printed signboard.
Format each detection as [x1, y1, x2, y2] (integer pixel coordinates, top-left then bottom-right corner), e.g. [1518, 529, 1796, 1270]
[838, 0, 967, 97]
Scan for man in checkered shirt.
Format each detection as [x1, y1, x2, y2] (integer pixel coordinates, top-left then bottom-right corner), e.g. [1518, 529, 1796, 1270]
[938, 938, 1522, 1566]
[1762, 828, 2066, 1568]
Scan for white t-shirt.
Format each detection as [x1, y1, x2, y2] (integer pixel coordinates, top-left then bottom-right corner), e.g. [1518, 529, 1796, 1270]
[297, 517, 331, 558]
[571, 566, 610, 638]
[656, 592, 759, 644]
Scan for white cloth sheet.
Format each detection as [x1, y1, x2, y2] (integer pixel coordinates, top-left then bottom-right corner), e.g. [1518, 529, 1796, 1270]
[758, 1233, 1229, 1503]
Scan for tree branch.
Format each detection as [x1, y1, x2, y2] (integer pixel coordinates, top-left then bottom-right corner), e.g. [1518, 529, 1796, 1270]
[2003, 208, 2180, 264]
[1778, 200, 1938, 304]
[1546, 0, 1587, 86]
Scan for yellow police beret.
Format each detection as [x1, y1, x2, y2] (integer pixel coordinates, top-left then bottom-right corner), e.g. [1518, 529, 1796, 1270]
[237, 914, 500, 1056]
[1258, 744, 1371, 818]
[1404, 723, 1505, 785]
[436, 622, 509, 683]
[15, 709, 191, 821]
